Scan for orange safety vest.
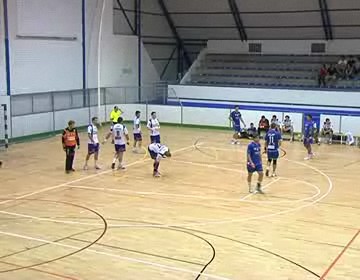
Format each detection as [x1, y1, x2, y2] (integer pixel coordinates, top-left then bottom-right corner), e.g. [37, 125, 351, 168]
[63, 129, 77, 147]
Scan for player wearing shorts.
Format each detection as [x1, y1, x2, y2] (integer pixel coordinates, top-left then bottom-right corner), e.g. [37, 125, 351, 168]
[103, 117, 129, 170]
[148, 143, 171, 177]
[319, 118, 333, 145]
[84, 117, 101, 170]
[265, 123, 282, 177]
[303, 114, 317, 160]
[282, 115, 294, 142]
[133, 111, 143, 153]
[229, 105, 246, 144]
[147, 112, 160, 143]
[247, 134, 264, 193]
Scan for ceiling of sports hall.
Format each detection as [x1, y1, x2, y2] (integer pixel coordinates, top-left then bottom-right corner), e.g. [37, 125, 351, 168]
[113, 0, 360, 79]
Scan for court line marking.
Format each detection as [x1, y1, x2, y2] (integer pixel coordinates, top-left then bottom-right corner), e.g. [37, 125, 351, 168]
[319, 229, 360, 280]
[240, 178, 280, 201]
[0, 178, 321, 228]
[0, 144, 196, 206]
[0, 230, 231, 280]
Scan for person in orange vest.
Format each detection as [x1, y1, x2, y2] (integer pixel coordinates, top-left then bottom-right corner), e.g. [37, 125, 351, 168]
[62, 120, 80, 173]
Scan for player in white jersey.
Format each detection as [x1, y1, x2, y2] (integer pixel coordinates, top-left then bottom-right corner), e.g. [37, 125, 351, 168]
[133, 110, 143, 153]
[84, 117, 101, 170]
[148, 143, 171, 177]
[147, 112, 161, 143]
[103, 117, 129, 170]
[319, 118, 333, 145]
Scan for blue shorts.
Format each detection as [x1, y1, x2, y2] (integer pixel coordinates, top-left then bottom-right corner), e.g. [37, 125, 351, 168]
[134, 133, 142, 141]
[304, 137, 313, 145]
[115, 144, 126, 152]
[267, 150, 279, 160]
[88, 143, 100, 154]
[148, 148, 158, 160]
[233, 125, 241, 133]
[247, 163, 263, 173]
[150, 135, 161, 144]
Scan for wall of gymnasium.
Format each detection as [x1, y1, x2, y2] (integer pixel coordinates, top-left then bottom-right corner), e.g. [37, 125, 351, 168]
[168, 85, 360, 136]
[207, 39, 360, 55]
[0, 0, 160, 138]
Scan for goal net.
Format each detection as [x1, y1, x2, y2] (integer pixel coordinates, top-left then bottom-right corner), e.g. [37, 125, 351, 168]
[0, 104, 9, 150]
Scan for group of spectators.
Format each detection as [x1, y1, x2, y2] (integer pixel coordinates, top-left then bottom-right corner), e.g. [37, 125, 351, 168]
[318, 56, 360, 87]
[240, 115, 294, 141]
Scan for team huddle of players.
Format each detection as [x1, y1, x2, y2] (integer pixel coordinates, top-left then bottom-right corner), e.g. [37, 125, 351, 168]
[229, 106, 319, 193]
[61, 108, 170, 177]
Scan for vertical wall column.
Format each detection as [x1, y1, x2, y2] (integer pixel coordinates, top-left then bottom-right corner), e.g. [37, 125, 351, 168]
[81, 0, 87, 106]
[3, 0, 11, 96]
[135, 0, 142, 102]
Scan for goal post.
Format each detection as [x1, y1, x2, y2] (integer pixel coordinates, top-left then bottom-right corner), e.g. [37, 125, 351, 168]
[0, 104, 9, 150]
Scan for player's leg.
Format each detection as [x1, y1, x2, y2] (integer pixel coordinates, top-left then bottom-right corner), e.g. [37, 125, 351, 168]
[94, 144, 100, 169]
[117, 145, 126, 169]
[266, 158, 272, 177]
[112, 146, 119, 170]
[66, 147, 76, 173]
[329, 129, 333, 144]
[304, 140, 313, 160]
[272, 159, 278, 176]
[153, 158, 161, 177]
[290, 126, 294, 142]
[256, 165, 264, 193]
[84, 144, 93, 170]
[247, 172, 253, 193]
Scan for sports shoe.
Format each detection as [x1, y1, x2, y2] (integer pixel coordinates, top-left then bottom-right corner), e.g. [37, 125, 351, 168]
[95, 165, 101, 170]
[111, 163, 115, 170]
[153, 172, 161, 177]
[256, 183, 264, 194]
[83, 165, 88, 170]
[265, 169, 270, 177]
[271, 173, 277, 177]
[118, 165, 126, 170]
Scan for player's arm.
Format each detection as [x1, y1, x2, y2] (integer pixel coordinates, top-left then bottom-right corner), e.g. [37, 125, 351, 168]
[147, 120, 153, 131]
[62, 129, 66, 150]
[102, 129, 112, 143]
[75, 129, 80, 148]
[124, 128, 130, 145]
[87, 126, 94, 143]
[240, 116, 246, 127]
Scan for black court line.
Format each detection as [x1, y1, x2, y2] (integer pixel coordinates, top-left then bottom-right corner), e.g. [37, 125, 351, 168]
[0, 198, 108, 274]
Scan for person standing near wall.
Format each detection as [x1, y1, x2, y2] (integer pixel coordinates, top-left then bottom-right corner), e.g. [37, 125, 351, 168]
[147, 112, 161, 143]
[110, 106, 123, 125]
[62, 120, 80, 174]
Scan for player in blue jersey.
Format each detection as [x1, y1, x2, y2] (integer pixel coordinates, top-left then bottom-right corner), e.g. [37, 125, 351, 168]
[247, 134, 264, 193]
[229, 105, 246, 144]
[265, 123, 282, 177]
[303, 114, 317, 160]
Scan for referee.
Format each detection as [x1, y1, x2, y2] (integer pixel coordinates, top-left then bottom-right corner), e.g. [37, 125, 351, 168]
[110, 106, 122, 125]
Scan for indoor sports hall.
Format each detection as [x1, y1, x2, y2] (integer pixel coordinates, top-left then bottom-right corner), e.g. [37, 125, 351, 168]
[0, 0, 359, 279]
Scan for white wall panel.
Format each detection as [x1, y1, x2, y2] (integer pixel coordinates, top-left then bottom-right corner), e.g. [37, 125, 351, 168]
[147, 105, 181, 124]
[54, 108, 90, 130]
[12, 112, 53, 137]
[170, 85, 360, 109]
[340, 116, 360, 136]
[183, 107, 230, 127]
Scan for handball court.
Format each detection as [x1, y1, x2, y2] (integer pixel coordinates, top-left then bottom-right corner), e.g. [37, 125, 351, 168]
[0, 125, 359, 280]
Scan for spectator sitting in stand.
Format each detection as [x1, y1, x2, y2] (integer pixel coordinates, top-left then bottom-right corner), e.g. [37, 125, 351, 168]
[258, 115, 270, 137]
[336, 56, 347, 79]
[318, 64, 328, 87]
[346, 56, 355, 79]
[354, 57, 360, 74]
[326, 64, 337, 85]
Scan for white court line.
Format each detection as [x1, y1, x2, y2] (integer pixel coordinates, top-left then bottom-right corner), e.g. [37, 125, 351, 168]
[240, 178, 280, 201]
[0, 144, 197, 206]
[0, 178, 321, 228]
[0, 230, 231, 280]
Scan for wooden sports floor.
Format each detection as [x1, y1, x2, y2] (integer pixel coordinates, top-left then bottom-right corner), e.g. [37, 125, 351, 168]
[0, 125, 359, 280]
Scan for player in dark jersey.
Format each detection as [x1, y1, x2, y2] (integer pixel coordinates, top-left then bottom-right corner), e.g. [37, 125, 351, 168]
[303, 114, 317, 160]
[229, 105, 246, 144]
[247, 134, 264, 193]
[265, 123, 282, 177]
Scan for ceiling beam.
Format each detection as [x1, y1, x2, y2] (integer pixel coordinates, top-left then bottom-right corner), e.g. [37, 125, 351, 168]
[228, 0, 247, 41]
[115, 0, 136, 35]
[157, 0, 192, 67]
[318, 0, 330, 40]
[322, 0, 333, 39]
